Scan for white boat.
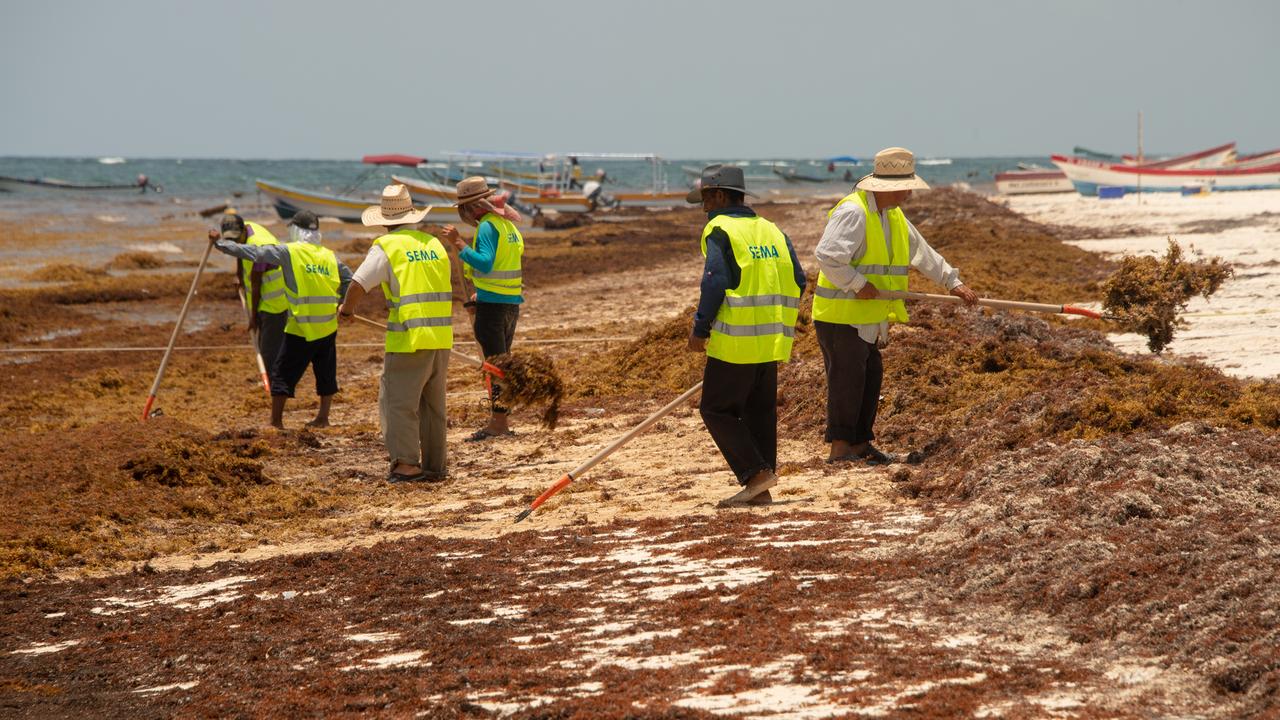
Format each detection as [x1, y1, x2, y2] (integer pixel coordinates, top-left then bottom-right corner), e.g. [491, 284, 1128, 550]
[255, 179, 374, 224]
[1049, 155, 1280, 195]
[994, 167, 1075, 194]
[999, 142, 1241, 195]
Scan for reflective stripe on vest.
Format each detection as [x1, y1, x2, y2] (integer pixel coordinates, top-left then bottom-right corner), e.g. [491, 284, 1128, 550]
[283, 242, 341, 341]
[241, 222, 289, 314]
[463, 213, 523, 296]
[375, 229, 453, 352]
[812, 190, 911, 325]
[699, 214, 801, 364]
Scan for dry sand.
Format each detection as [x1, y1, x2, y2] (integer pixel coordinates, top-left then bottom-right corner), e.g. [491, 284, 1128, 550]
[1000, 189, 1280, 378]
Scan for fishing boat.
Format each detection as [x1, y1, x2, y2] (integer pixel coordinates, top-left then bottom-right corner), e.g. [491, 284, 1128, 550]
[772, 167, 828, 183]
[255, 179, 375, 224]
[0, 175, 161, 193]
[994, 166, 1075, 194]
[1049, 155, 1280, 195]
[1230, 148, 1280, 169]
[998, 142, 1241, 195]
[393, 174, 588, 215]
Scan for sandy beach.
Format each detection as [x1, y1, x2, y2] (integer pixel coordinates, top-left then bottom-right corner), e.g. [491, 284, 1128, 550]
[2, 189, 1277, 717]
[1000, 189, 1280, 379]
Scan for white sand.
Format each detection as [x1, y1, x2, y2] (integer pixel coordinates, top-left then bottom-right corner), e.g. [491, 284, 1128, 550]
[999, 189, 1280, 379]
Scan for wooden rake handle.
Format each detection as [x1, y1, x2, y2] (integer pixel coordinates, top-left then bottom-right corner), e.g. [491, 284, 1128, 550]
[877, 289, 1106, 320]
[350, 314, 504, 378]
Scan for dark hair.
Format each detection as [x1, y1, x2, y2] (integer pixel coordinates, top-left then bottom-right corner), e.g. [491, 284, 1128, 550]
[717, 188, 744, 205]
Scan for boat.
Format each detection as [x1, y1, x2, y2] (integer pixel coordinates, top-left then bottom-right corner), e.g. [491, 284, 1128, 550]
[255, 179, 376, 224]
[994, 167, 1075, 194]
[772, 167, 828, 183]
[1049, 155, 1280, 195]
[0, 175, 161, 193]
[1230, 148, 1280, 169]
[998, 142, 1241, 195]
[393, 174, 586, 215]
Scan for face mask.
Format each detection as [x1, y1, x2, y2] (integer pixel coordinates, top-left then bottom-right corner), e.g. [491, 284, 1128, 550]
[290, 225, 321, 244]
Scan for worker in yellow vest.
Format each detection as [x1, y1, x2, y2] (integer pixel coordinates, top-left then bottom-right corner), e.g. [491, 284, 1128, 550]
[211, 210, 352, 429]
[440, 177, 525, 442]
[813, 147, 978, 464]
[685, 165, 806, 507]
[340, 185, 467, 483]
[217, 213, 291, 369]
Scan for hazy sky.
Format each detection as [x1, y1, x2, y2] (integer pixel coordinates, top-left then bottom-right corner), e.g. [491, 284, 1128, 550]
[3, 0, 1276, 159]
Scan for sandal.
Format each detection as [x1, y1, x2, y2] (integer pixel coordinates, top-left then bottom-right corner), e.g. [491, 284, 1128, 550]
[465, 428, 515, 442]
[387, 470, 428, 483]
[861, 445, 895, 466]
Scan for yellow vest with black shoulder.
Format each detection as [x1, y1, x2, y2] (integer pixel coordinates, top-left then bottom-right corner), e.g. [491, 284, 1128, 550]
[375, 229, 453, 352]
[242, 222, 289, 314]
[699, 215, 801, 364]
[283, 242, 341, 341]
[812, 190, 910, 325]
[463, 213, 523, 297]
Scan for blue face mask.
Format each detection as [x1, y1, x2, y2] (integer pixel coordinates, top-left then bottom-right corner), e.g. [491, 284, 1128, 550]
[290, 225, 322, 245]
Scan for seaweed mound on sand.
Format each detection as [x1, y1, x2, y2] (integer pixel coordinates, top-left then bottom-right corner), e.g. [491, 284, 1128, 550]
[487, 349, 564, 428]
[0, 418, 276, 579]
[1103, 239, 1234, 353]
[909, 427, 1280, 713]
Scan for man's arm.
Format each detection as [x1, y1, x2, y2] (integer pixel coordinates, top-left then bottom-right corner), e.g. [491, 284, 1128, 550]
[782, 233, 806, 290]
[689, 229, 733, 350]
[457, 221, 498, 273]
[213, 237, 287, 266]
[906, 220, 977, 304]
[813, 204, 869, 293]
[336, 260, 354, 301]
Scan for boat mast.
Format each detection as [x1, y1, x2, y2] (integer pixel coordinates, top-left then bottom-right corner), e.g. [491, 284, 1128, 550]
[1137, 110, 1144, 203]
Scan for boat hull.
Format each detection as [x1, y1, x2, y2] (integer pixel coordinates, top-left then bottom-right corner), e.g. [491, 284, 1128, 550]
[994, 171, 1074, 195]
[0, 176, 149, 193]
[255, 179, 372, 224]
[1049, 156, 1280, 196]
[393, 175, 590, 214]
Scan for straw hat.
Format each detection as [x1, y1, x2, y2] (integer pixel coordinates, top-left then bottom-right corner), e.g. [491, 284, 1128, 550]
[855, 147, 930, 192]
[362, 184, 430, 227]
[454, 176, 495, 207]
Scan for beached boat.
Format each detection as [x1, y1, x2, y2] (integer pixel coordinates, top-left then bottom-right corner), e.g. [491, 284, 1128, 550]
[255, 179, 374, 224]
[0, 175, 161, 193]
[998, 142, 1241, 195]
[1230, 148, 1280, 169]
[393, 175, 589, 214]
[1049, 155, 1280, 195]
[994, 167, 1075, 194]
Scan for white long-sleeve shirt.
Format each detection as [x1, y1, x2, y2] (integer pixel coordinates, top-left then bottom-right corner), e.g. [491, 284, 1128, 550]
[814, 193, 963, 344]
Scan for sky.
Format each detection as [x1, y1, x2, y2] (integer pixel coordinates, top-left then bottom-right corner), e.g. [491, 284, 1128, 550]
[2, 0, 1277, 159]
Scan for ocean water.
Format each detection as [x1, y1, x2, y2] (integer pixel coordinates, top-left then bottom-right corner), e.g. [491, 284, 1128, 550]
[0, 155, 1057, 228]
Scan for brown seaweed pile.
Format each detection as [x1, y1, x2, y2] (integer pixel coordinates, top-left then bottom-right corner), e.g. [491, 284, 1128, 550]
[910, 427, 1280, 709]
[564, 306, 704, 400]
[1103, 239, 1234, 353]
[489, 349, 564, 428]
[23, 263, 106, 283]
[105, 251, 167, 270]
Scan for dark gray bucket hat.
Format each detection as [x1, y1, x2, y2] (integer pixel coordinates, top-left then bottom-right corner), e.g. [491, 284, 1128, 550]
[686, 163, 757, 203]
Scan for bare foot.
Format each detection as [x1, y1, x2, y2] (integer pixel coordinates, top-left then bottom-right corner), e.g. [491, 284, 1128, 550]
[306, 418, 330, 428]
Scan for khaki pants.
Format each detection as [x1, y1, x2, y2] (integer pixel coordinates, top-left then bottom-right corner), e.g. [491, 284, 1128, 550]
[380, 349, 450, 474]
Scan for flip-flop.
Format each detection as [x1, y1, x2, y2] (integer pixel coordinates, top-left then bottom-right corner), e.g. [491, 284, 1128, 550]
[825, 454, 862, 464]
[387, 470, 428, 483]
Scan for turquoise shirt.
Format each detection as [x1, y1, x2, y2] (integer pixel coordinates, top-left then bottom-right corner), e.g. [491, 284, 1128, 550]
[459, 220, 523, 304]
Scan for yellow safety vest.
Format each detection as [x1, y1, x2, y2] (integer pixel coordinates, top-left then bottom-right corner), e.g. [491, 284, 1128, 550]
[241, 222, 289, 314]
[812, 190, 910, 325]
[375, 229, 453, 352]
[699, 215, 801, 364]
[283, 242, 341, 341]
[463, 213, 523, 297]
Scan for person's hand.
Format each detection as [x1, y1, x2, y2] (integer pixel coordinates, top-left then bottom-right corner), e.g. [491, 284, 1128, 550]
[441, 225, 466, 252]
[247, 315, 259, 332]
[207, 229, 219, 244]
[687, 333, 707, 352]
[855, 283, 879, 300]
[950, 284, 979, 306]
[337, 303, 354, 322]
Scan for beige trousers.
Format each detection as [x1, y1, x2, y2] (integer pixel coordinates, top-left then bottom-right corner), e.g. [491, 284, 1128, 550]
[379, 349, 450, 474]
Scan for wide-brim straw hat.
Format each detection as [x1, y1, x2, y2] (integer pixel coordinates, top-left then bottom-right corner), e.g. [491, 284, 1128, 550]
[454, 176, 495, 207]
[855, 147, 930, 192]
[362, 184, 430, 227]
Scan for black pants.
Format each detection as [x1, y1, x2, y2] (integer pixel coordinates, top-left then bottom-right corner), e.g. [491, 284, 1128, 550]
[270, 331, 339, 398]
[256, 310, 288, 373]
[815, 320, 881, 444]
[472, 302, 519, 412]
[699, 357, 777, 486]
